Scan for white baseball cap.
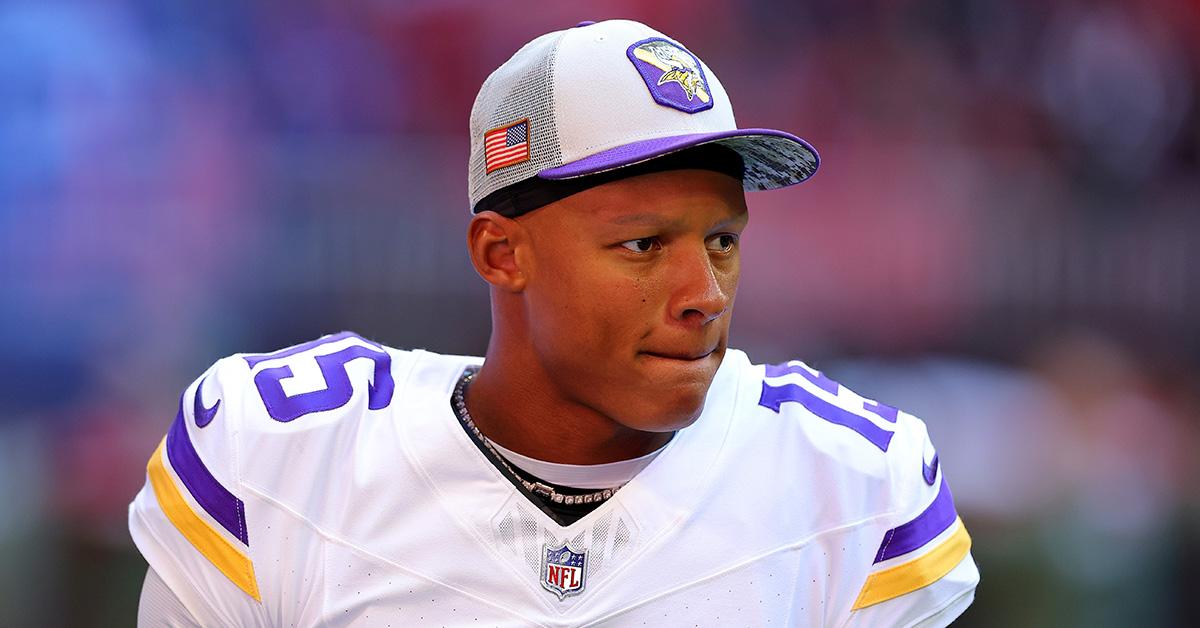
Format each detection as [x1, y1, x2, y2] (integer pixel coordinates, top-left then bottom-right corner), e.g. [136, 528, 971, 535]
[468, 19, 819, 213]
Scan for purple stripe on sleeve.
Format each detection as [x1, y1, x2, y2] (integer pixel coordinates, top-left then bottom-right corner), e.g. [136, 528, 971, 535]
[165, 396, 249, 545]
[873, 477, 956, 564]
[763, 361, 840, 395]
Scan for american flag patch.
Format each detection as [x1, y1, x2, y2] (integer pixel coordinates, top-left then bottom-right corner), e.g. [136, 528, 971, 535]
[484, 119, 531, 173]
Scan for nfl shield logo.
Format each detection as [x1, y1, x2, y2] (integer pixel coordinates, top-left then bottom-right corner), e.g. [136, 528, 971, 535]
[541, 543, 588, 600]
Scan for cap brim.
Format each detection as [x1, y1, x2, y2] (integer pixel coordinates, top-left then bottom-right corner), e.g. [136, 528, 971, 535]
[537, 128, 819, 190]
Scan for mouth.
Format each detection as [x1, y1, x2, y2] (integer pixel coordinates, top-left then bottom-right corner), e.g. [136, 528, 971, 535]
[640, 347, 717, 362]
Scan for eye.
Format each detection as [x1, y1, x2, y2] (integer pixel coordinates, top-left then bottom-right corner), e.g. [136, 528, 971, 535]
[706, 233, 739, 253]
[619, 237, 661, 253]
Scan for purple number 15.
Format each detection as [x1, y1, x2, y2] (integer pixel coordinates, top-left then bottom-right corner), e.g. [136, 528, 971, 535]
[244, 332, 395, 423]
[759, 362, 897, 452]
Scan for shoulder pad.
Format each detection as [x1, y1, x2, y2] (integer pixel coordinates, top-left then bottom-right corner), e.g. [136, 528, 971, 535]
[129, 331, 411, 607]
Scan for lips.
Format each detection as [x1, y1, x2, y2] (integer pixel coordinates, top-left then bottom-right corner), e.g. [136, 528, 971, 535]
[641, 347, 716, 361]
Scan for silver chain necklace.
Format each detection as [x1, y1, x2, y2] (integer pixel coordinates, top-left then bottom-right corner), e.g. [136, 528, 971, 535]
[453, 368, 623, 506]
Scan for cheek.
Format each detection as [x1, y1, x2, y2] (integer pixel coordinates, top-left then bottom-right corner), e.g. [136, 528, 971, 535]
[528, 258, 655, 354]
[721, 262, 741, 303]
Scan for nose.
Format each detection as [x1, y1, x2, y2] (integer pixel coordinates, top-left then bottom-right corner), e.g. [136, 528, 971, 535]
[668, 246, 732, 327]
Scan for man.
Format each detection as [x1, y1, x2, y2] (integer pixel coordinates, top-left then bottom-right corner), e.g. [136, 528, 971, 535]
[130, 19, 978, 626]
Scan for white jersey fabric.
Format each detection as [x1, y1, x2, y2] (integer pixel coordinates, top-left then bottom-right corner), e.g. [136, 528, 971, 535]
[129, 332, 978, 626]
[139, 567, 200, 627]
[488, 439, 668, 490]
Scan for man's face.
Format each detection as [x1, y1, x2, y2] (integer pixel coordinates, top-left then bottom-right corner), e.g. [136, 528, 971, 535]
[516, 168, 748, 433]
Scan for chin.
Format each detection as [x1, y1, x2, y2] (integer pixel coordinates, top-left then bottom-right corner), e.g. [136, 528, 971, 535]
[620, 386, 710, 433]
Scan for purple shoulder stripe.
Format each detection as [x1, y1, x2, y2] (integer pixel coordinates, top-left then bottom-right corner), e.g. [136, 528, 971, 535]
[166, 395, 249, 545]
[873, 477, 956, 564]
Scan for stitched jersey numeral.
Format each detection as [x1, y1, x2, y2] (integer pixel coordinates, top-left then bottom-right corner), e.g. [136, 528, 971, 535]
[243, 332, 395, 423]
[758, 361, 897, 451]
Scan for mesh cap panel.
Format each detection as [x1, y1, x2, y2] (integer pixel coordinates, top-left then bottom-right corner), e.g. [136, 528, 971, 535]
[468, 30, 568, 208]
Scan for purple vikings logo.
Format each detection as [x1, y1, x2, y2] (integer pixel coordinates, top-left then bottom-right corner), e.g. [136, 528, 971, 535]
[626, 38, 714, 114]
[541, 543, 588, 600]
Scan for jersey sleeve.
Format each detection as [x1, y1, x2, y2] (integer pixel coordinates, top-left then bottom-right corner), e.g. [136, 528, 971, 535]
[127, 357, 270, 626]
[138, 567, 202, 627]
[842, 409, 979, 628]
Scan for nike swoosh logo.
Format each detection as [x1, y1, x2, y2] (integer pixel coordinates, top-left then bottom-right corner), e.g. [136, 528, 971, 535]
[194, 376, 221, 428]
[922, 452, 939, 486]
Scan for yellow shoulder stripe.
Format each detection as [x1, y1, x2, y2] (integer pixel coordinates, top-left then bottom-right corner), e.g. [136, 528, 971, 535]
[852, 517, 970, 610]
[147, 438, 261, 602]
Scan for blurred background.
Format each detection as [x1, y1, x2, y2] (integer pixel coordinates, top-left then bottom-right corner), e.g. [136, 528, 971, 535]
[1, 0, 1198, 625]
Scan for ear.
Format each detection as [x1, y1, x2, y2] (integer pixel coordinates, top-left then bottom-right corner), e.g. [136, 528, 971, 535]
[467, 211, 529, 292]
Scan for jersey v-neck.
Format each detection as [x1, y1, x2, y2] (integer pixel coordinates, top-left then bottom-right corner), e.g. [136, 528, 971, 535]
[449, 385, 616, 527]
[446, 369, 674, 526]
[395, 349, 742, 537]
[393, 349, 743, 612]
[488, 438, 669, 490]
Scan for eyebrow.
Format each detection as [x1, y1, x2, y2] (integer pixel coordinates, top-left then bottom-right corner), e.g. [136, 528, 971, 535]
[604, 210, 748, 229]
[606, 212, 676, 226]
[713, 212, 750, 229]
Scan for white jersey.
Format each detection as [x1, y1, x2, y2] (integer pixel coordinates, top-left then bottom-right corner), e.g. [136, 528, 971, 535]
[129, 332, 978, 627]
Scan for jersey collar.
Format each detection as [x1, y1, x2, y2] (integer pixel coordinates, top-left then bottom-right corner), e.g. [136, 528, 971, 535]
[397, 349, 744, 537]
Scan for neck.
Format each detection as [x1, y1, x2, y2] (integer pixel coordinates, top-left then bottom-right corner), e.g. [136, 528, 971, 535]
[465, 342, 673, 466]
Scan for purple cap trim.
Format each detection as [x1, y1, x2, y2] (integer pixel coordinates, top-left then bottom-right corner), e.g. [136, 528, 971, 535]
[574, 20, 596, 27]
[166, 396, 249, 545]
[538, 128, 819, 188]
[873, 477, 957, 564]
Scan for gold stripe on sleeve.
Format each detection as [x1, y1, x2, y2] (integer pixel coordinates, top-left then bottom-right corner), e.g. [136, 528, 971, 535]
[852, 517, 971, 610]
[147, 438, 261, 602]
